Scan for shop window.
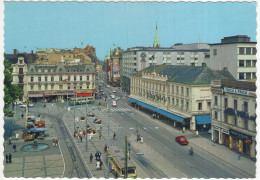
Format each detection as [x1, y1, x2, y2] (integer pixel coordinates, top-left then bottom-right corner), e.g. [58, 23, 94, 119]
[239, 60, 244, 67]
[198, 102, 202, 110]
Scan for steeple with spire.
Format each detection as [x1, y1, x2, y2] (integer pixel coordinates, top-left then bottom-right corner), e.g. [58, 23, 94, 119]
[153, 23, 160, 48]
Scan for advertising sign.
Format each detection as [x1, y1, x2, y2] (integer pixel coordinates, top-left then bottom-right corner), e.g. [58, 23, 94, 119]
[113, 64, 120, 78]
[224, 87, 256, 97]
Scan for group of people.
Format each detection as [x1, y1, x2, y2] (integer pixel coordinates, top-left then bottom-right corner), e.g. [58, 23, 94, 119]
[52, 139, 59, 147]
[75, 130, 86, 142]
[5, 153, 12, 164]
[89, 151, 103, 170]
[137, 134, 143, 143]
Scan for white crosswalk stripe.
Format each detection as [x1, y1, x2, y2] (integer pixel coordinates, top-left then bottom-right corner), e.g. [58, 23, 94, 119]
[100, 108, 132, 112]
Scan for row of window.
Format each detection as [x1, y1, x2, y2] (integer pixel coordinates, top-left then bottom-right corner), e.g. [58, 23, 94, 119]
[238, 72, 256, 80]
[31, 75, 90, 82]
[238, 60, 257, 67]
[30, 84, 91, 91]
[214, 96, 250, 112]
[238, 47, 257, 55]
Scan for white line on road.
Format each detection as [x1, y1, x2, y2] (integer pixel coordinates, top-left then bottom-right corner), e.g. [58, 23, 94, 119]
[129, 128, 135, 130]
[184, 160, 193, 167]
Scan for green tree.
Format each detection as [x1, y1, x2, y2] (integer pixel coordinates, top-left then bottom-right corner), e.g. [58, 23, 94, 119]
[4, 58, 23, 116]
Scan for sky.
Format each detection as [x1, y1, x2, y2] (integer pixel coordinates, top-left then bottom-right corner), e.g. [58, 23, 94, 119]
[4, 1, 257, 60]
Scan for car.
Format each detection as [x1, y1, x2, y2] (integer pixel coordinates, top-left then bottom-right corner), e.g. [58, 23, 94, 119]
[20, 104, 27, 108]
[16, 101, 23, 105]
[111, 95, 115, 99]
[175, 136, 189, 145]
[100, 90, 103, 92]
[28, 104, 34, 107]
[113, 90, 116, 93]
[112, 101, 117, 107]
[107, 85, 110, 88]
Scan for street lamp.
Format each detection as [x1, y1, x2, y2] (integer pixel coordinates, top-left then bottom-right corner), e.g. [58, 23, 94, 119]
[85, 100, 88, 150]
[107, 107, 111, 178]
[73, 91, 76, 137]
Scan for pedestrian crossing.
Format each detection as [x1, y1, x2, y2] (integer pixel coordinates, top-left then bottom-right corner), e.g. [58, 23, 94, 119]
[100, 108, 131, 112]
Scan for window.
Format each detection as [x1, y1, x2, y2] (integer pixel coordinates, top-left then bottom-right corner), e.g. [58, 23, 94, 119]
[31, 77, 34, 82]
[244, 119, 248, 130]
[38, 77, 41, 82]
[244, 101, 248, 112]
[246, 73, 251, 79]
[224, 98, 228, 108]
[74, 76, 76, 81]
[80, 86, 82, 89]
[45, 85, 47, 90]
[59, 76, 63, 81]
[38, 85, 41, 90]
[252, 72, 256, 79]
[198, 102, 202, 110]
[214, 96, 218, 105]
[214, 111, 218, 121]
[207, 102, 211, 109]
[176, 99, 179, 106]
[246, 47, 251, 55]
[234, 100, 237, 110]
[213, 49, 217, 55]
[239, 47, 245, 54]
[239, 73, 244, 80]
[74, 86, 76, 89]
[252, 60, 256, 67]
[87, 84, 89, 89]
[181, 100, 184, 110]
[19, 77, 23, 83]
[59, 85, 63, 90]
[68, 76, 70, 81]
[181, 87, 184, 95]
[51, 76, 54, 81]
[176, 86, 179, 94]
[186, 88, 189, 97]
[45, 77, 47, 81]
[253, 47, 257, 55]
[239, 60, 244, 67]
[80, 76, 82, 81]
[87, 76, 89, 81]
[51, 85, 54, 90]
[19, 60, 22, 64]
[172, 98, 174, 105]
[224, 114, 228, 123]
[30, 85, 34, 90]
[246, 60, 251, 67]
[186, 102, 189, 111]
[19, 68, 23, 74]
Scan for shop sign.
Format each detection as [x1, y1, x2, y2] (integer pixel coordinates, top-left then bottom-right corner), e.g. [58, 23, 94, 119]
[211, 88, 223, 94]
[245, 139, 251, 144]
[224, 87, 256, 97]
[230, 129, 252, 140]
[222, 128, 229, 135]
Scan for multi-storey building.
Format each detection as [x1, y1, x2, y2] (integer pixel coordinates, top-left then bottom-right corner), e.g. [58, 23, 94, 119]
[208, 35, 257, 81]
[211, 79, 256, 159]
[12, 57, 96, 102]
[11, 57, 28, 91]
[121, 44, 210, 92]
[109, 47, 124, 87]
[129, 64, 235, 131]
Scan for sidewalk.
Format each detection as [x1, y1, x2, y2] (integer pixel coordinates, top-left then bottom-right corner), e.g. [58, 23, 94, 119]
[129, 105, 256, 177]
[3, 108, 64, 178]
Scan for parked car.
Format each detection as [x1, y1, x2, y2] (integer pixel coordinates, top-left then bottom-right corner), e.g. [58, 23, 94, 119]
[28, 104, 34, 107]
[20, 104, 27, 108]
[111, 95, 115, 99]
[113, 90, 116, 93]
[175, 136, 189, 145]
[16, 101, 23, 105]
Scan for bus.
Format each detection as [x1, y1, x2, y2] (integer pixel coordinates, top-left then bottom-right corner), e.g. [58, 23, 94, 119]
[107, 146, 137, 178]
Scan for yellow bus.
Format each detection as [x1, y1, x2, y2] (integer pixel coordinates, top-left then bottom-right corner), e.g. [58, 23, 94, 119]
[107, 146, 137, 178]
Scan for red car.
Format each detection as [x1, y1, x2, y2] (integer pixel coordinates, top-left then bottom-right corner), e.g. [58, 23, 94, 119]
[176, 136, 189, 145]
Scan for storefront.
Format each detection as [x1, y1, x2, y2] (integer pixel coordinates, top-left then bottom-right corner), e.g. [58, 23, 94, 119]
[212, 125, 219, 143]
[222, 128, 230, 147]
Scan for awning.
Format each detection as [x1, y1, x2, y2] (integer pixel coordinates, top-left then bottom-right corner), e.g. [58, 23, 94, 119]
[195, 115, 211, 125]
[77, 93, 92, 97]
[28, 94, 43, 97]
[129, 98, 184, 122]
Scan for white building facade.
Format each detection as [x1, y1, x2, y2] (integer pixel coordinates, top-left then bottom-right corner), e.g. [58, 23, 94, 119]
[208, 35, 257, 81]
[211, 79, 256, 159]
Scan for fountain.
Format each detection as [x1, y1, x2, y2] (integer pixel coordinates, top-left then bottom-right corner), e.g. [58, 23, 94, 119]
[21, 140, 50, 152]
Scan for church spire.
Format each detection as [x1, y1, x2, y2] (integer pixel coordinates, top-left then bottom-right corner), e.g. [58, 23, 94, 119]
[153, 22, 160, 48]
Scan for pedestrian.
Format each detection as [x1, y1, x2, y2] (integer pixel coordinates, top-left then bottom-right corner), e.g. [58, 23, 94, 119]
[52, 139, 55, 147]
[99, 133, 102, 140]
[83, 130, 86, 137]
[140, 136, 143, 144]
[80, 136, 82, 142]
[8, 153, 12, 163]
[5, 153, 9, 163]
[95, 152, 98, 160]
[21, 113, 24, 119]
[12, 144, 17, 152]
[96, 161, 100, 170]
[100, 161, 103, 170]
[113, 132, 116, 140]
[104, 144, 107, 153]
[8, 137, 12, 145]
[77, 135, 80, 142]
[16, 132, 19, 140]
[182, 127, 185, 133]
[55, 139, 58, 147]
[98, 151, 102, 161]
[90, 153, 93, 162]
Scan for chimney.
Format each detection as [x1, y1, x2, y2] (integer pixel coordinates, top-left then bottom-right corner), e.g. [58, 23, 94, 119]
[202, 63, 207, 67]
[191, 63, 195, 67]
[14, 49, 17, 55]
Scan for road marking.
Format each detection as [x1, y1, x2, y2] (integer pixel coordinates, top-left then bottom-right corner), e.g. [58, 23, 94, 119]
[129, 128, 135, 130]
[185, 160, 193, 167]
[203, 159, 214, 166]
[154, 127, 159, 129]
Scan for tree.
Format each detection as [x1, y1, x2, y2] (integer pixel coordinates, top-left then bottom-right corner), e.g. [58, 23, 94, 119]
[4, 58, 23, 116]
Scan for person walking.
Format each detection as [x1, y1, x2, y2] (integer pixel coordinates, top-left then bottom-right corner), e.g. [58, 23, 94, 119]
[8, 137, 12, 145]
[21, 113, 24, 119]
[95, 152, 98, 160]
[83, 130, 86, 137]
[90, 153, 93, 162]
[55, 139, 58, 147]
[96, 161, 100, 170]
[113, 132, 116, 140]
[12, 144, 17, 152]
[77, 135, 80, 142]
[52, 139, 55, 147]
[5, 153, 9, 163]
[8, 153, 12, 163]
[80, 135, 82, 142]
[16, 132, 19, 140]
[104, 144, 107, 153]
[100, 160, 103, 170]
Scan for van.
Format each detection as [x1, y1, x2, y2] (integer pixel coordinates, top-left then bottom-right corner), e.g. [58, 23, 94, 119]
[112, 101, 117, 107]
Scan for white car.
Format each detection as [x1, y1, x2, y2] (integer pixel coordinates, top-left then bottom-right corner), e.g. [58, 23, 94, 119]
[112, 101, 117, 107]
[28, 104, 34, 107]
[20, 104, 27, 108]
[16, 101, 23, 105]
[107, 85, 110, 88]
[113, 90, 116, 93]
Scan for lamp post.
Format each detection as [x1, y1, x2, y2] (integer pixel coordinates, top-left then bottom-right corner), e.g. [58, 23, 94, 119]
[73, 91, 76, 137]
[85, 100, 88, 150]
[124, 135, 128, 179]
[107, 106, 110, 178]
